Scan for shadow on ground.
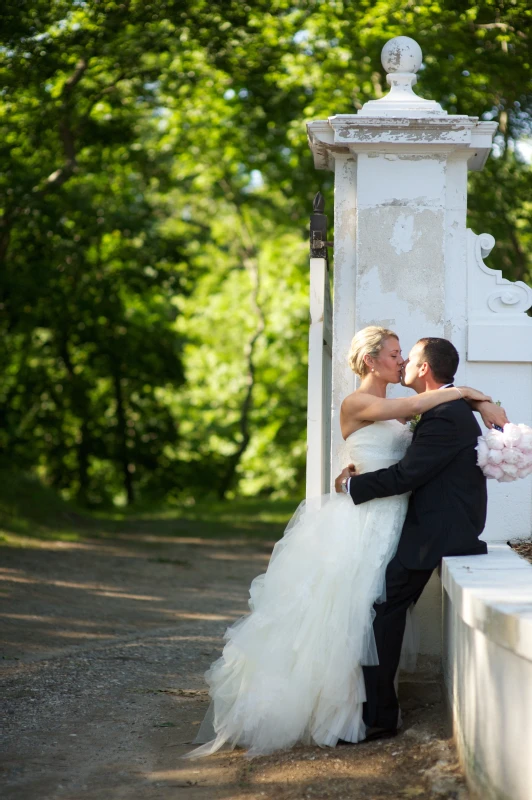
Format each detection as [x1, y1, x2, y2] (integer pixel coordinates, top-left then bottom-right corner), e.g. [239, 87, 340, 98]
[1, 518, 469, 799]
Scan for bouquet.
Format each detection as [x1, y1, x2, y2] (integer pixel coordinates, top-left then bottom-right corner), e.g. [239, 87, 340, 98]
[476, 423, 532, 482]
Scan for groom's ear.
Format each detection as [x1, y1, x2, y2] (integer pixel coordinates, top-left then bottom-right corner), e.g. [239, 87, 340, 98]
[418, 361, 430, 378]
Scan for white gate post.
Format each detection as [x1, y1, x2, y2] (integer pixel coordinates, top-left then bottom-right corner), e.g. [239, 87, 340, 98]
[306, 194, 333, 500]
[305, 35, 532, 662]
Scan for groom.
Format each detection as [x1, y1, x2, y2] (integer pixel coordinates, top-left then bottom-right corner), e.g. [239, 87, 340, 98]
[334, 337, 505, 741]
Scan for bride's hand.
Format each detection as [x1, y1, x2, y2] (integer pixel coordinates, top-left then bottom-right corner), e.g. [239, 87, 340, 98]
[458, 386, 492, 403]
[477, 401, 510, 430]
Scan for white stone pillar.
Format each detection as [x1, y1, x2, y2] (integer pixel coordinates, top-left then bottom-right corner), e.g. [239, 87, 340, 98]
[306, 35, 532, 661]
[308, 37, 498, 486]
[331, 155, 357, 469]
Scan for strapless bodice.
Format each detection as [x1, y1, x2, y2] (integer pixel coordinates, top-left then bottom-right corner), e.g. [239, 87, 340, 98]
[344, 419, 412, 474]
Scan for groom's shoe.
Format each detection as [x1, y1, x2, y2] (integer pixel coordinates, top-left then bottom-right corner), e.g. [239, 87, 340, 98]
[336, 726, 398, 746]
[362, 726, 398, 743]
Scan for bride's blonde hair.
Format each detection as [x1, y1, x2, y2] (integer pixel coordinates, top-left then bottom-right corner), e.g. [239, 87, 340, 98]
[348, 326, 398, 377]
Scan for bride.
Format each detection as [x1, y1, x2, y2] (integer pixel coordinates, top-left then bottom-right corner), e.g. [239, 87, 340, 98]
[185, 326, 497, 758]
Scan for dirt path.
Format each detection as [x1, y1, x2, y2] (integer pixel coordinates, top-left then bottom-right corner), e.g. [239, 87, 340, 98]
[1, 531, 469, 800]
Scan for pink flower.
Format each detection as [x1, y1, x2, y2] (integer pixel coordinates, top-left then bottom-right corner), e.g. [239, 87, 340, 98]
[476, 439, 489, 467]
[514, 452, 528, 469]
[502, 423, 522, 447]
[483, 464, 504, 480]
[478, 425, 532, 482]
[501, 463, 518, 477]
[518, 428, 532, 452]
[484, 431, 504, 451]
[521, 452, 532, 468]
[502, 449, 520, 465]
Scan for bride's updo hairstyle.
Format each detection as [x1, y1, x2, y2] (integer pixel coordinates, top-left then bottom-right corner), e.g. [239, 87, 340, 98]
[348, 326, 398, 377]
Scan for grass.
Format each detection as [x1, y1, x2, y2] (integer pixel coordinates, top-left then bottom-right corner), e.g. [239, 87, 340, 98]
[0, 466, 300, 547]
[0, 466, 92, 544]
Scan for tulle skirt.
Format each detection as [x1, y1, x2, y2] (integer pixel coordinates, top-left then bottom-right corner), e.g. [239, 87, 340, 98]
[185, 490, 412, 758]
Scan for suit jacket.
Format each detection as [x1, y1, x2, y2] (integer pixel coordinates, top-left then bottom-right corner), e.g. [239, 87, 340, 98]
[349, 399, 488, 570]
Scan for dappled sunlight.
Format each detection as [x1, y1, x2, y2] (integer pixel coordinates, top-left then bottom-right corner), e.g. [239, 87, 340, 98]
[147, 751, 386, 798]
[102, 532, 277, 548]
[2, 516, 464, 799]
[0, 521, 264, 666]
[0, 572, 163, 601]
[177, 536, 274, 547]
[132, 635, 222, 649]
[1, 532, 276, 582]
[173, 586, 251, 600]
[207, 551, 270, 563]
[169, 611, 237, 622]
[52, 630, 114, 640]
[156, 634, 221, 645]
[244, 757, 379, 783]
[2, 613, 108, 627]
[0, 574, 37, 585]
[93, 590, 164, 601]
[148, 759, 240, 785]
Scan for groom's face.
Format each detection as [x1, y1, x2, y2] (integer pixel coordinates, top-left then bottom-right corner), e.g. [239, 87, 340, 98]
[402, 342, 425, 391]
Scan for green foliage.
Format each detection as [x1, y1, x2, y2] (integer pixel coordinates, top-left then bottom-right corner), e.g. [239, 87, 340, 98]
[1, 0, 531, 505]
[0, 459, 92, 541]
[0, 460, 296, 545]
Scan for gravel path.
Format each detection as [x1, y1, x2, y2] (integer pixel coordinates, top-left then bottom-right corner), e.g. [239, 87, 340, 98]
[1, 531, 469, 799]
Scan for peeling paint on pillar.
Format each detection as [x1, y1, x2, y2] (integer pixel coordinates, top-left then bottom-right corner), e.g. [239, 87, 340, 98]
[357, 207, 445, 327]
[390, 214, 417, 254]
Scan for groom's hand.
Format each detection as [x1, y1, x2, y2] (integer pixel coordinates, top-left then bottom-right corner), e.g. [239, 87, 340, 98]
[334, 463, 357, 493]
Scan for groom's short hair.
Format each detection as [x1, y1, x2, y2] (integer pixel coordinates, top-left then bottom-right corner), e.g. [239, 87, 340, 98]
[416, 338, 459, 384]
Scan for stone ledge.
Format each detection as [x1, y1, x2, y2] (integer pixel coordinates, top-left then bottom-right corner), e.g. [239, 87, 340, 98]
[441, 543, 532, 663]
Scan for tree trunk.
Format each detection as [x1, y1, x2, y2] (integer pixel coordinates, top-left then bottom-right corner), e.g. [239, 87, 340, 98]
[112, 366, 135, 505]
[218, 238, 265, 499]
[76, 417, 90, 506]
[60, 336, 91, 505]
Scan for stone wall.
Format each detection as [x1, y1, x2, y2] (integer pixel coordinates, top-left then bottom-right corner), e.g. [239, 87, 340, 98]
[442, 545, 532, 800]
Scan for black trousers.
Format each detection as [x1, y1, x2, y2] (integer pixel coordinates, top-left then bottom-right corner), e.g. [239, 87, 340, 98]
[362, 554, 433, 730]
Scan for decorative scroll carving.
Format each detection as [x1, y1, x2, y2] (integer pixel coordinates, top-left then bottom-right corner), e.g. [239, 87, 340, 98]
[467, 229, 532, 362]
[469, 229, 532, 317]
[477, 232, 495, 261]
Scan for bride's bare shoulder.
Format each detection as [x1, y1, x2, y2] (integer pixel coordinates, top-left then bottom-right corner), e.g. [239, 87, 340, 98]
[341, 391, 379, 438]
[341, 390, 372, 412]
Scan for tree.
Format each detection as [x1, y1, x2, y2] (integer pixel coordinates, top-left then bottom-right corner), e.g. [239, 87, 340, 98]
[0, 1, 191, 503]
[1, 0, 531, 504]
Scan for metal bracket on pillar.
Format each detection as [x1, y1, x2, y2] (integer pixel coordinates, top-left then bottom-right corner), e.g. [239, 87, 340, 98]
[310, 192, 333, 263]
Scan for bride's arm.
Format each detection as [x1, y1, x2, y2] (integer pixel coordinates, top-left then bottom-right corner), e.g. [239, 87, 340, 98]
[341, 386, 491, 423]
[468, 400, 509, 429]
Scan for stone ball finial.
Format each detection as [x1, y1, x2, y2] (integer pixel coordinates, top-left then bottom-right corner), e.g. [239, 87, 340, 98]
[381, 36, 422, 74]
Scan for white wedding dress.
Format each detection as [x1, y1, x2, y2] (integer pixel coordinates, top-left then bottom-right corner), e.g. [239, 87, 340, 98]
[186, 420, 413, 758]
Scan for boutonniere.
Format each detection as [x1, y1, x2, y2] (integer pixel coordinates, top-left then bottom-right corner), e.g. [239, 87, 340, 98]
[409, 414, 421, 432]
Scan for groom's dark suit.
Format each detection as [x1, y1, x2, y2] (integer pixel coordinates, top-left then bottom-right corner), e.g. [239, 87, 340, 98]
[348, 397, 487, 730]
